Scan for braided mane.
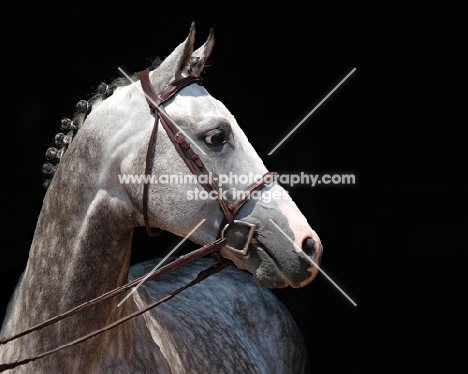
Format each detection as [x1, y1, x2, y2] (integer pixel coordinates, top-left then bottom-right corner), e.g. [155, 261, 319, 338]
[42, 58, 163, 189]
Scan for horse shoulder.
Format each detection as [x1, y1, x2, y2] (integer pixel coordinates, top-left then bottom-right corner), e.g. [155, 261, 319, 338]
[130, 258, 309, 374]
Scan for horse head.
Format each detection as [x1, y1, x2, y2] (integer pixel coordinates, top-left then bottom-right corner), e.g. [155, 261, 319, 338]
[71, 24, 323, 289]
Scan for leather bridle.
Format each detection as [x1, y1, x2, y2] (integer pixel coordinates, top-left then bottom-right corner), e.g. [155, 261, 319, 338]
[139, 68, 276, 255]
[0, 69, 278, 371]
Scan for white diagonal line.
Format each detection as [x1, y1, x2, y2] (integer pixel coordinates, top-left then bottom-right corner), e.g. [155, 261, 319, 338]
[117, 219, 206, 307]
[118, 67, 207, 156]
[268, 68, 356, 155]
[268, 219, 357, 306]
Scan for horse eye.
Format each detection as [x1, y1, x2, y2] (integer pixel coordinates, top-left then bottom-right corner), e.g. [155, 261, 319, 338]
[204, 129, 227, 146]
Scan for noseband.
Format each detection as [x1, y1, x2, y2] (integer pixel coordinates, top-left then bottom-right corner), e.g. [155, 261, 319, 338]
[139, 68, 275, 256]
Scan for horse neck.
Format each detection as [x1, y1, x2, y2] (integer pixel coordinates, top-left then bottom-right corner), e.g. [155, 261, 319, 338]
[1, 160, 170, 371]
[27, 175, 134, 318]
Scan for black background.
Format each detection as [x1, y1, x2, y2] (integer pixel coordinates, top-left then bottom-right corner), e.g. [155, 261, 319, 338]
[1, 2, 466, 372]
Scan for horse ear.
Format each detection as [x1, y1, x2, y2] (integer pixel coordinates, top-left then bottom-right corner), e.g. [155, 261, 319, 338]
[189, 28, 215, 76]
[152, 22, 196, 88]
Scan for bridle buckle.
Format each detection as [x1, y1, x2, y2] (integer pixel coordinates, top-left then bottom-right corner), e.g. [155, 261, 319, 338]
[174, 132, 185, 143]
[220, 220, 257, 256]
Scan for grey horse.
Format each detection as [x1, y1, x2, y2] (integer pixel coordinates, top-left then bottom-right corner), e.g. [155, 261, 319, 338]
[0, 24, 323, 373]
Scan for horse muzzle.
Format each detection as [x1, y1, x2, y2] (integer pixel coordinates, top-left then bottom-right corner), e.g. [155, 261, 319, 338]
[220, 221, 323, 288]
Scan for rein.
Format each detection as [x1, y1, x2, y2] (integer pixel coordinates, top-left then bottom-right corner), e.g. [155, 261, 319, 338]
[0, 69, 276, 371]
[0, 238, 227, 346]
[0, 259, 231, 372]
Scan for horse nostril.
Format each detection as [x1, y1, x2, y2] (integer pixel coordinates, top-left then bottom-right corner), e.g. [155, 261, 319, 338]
[302, 238, 316, 257]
